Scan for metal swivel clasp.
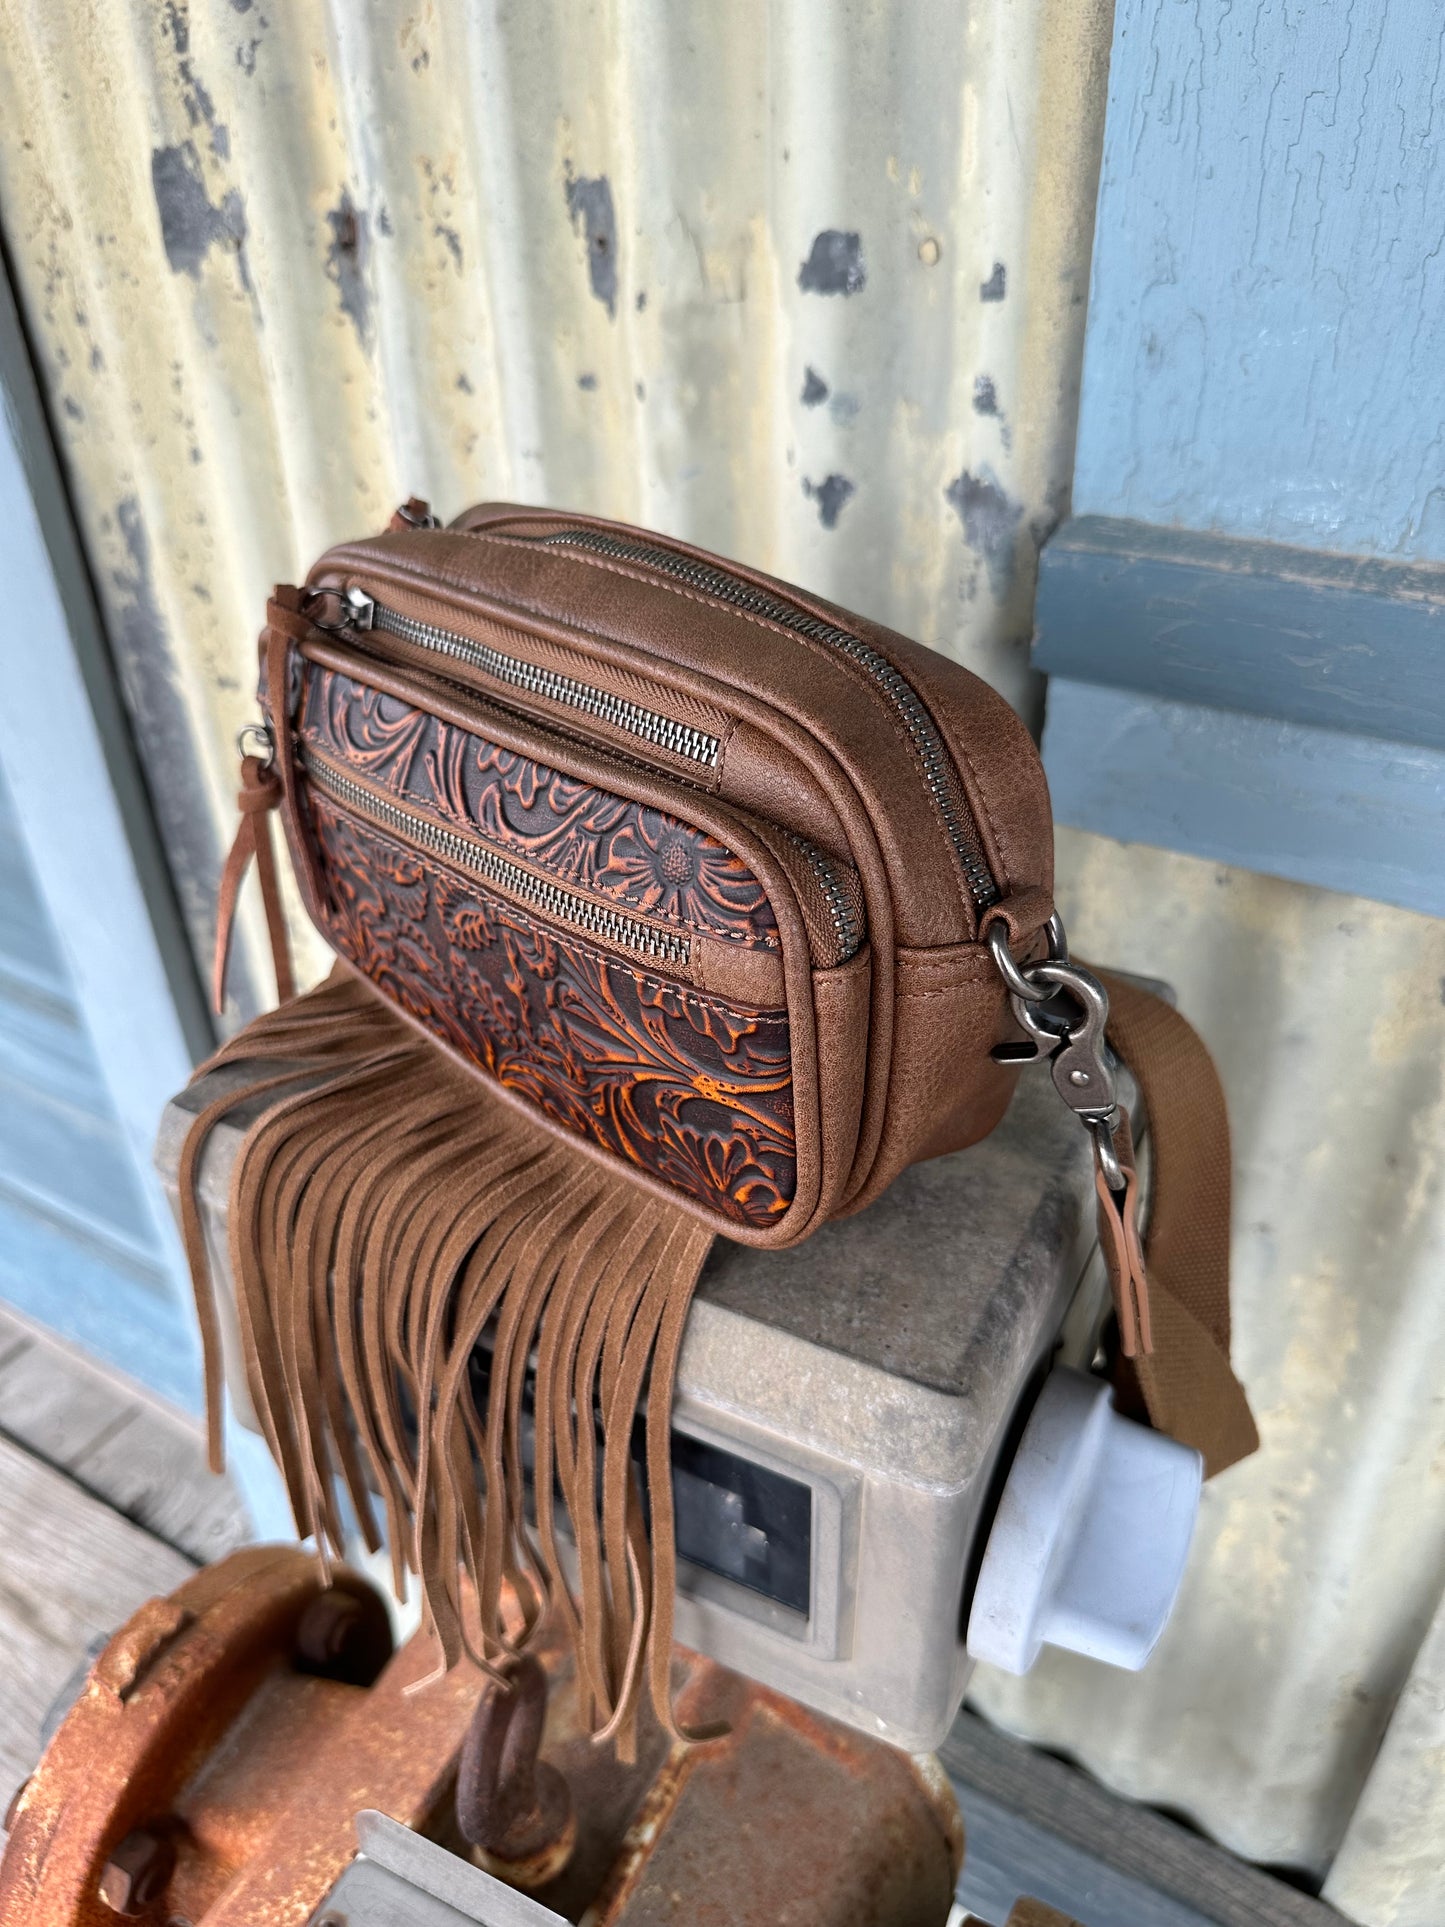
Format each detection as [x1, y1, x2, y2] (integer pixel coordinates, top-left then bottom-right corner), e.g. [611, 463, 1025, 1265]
[989, 914, 1125, 1192]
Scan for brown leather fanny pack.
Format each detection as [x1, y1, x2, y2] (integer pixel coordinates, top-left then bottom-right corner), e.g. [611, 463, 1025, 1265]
[228, 498, 1055, 1245]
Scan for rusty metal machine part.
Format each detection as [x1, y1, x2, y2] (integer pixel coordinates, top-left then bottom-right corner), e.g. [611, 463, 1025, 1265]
[0, 1547, 470, 1927]
[0, 1550, 1081, 1926]
[0, 1550, 963, 1926]
[456, 1655, 576, 1890]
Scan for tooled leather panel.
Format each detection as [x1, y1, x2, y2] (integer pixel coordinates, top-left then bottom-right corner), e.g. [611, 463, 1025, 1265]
[299, 665, 778, 951]
[306, 792, 796, 1226]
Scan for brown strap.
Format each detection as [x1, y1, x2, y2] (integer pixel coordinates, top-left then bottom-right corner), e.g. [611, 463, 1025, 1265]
[1098, 972, 1259, 1478]
[212, 753, 295, 1012]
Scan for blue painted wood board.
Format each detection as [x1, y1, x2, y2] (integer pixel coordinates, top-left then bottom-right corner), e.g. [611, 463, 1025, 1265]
[1041, 679, 1445, 920]
[1035, 518, 1445, 752]
[0, 760, 194, 1405]
[0, 1198, 199, 1413]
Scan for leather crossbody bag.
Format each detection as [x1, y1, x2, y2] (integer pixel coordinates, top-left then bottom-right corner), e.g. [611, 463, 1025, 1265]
[195, 499, 1257, 1738]
[243, 498, 1057, 1239]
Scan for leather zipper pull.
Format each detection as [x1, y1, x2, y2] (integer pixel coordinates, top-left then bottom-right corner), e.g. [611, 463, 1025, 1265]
[1094, 1110, 1153, 1359]
[213, 738, 295, 1013]
[389, 496, 439, 530]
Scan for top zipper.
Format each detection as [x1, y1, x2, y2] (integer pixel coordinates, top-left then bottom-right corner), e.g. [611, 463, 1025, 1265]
[340, 587, 722, 772]
[521, 527, 1000, 913]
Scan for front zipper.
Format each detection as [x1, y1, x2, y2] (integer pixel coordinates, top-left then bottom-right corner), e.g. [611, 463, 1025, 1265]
[338, 587, 722, 772]
[307, 585, 865, 966]
[303, 748, 693, 971]
[521, 527, 1000, 913]
[789, 833, 865, 965]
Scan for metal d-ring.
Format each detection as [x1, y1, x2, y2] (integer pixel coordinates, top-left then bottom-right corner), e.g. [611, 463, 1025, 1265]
[987, 910, 1068, 1003]
[236, 721, 276, 768]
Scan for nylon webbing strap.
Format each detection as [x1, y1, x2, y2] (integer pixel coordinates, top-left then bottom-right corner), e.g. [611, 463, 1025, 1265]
[1100, 972, 1260, 1478]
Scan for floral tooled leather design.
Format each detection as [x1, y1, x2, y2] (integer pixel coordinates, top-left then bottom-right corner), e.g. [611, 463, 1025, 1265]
[300, 665, 777, 950]
[306, 792, 796, 1226]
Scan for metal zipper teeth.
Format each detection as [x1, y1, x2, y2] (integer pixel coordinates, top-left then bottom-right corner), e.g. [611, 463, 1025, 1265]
[363, 601, 722, 771]
[530, 528, 1000, 911]
[303, 751, 693, 970]
[790, 835, 863, 965]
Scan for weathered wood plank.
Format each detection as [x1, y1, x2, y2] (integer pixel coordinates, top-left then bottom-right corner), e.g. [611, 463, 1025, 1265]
[0, 1306, 248, 1564]
[1035, 518, 1445, 751]
[0, 1198, 199, 1412]
[1040, 680, 1445, 920]
[944, 1714, 1346, 1927]
[0, 1330, 135, 1465]
[68, 1411, 249, 1567]
[0, 1432, 194, 1806]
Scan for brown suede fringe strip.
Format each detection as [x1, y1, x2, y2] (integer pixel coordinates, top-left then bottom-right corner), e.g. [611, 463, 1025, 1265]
[178, 966, 715, 1748]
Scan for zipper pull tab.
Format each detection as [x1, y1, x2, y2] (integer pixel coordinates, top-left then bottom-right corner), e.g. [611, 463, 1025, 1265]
[343, 586, 376, 630]
[301, 585, 375, 631]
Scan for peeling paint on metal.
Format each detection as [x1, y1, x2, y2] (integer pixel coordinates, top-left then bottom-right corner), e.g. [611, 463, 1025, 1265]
[803, 473, 855, 529]
[979, 260, 1007, 301]
[797, 229, 866, 296]
[564, 169, 618, 318]
[161, 0, 230, 162]
[944, 467, 1023, 592]
[800, 365, 829, 407]
[151, 141, 247, 282]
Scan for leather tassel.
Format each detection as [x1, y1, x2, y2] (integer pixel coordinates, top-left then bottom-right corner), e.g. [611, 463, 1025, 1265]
[1093, 1110, 1154, 1361]
[177, 967, 715, 1742]
[212, 752, 295, 1014]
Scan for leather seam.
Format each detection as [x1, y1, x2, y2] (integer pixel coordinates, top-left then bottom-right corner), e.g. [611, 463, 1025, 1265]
[896, 984, 995, 1001]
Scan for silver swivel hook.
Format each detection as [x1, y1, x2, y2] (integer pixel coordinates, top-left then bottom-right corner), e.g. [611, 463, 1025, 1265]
[988, 916, 1125, 1192]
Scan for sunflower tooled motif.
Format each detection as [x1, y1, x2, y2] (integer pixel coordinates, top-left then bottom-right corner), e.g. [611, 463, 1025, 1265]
[599, 813, 774, 933]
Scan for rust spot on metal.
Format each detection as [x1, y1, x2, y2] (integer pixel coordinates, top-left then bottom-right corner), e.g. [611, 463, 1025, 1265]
[95, 1600, 193, 1702]
[98, 1825, 176, 1916]
[324, 190, 372, 349]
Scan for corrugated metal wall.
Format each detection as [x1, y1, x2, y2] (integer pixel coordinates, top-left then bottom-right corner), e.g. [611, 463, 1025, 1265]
[2, 3, 1441, 1922]
[0, 0, 1111, 1009]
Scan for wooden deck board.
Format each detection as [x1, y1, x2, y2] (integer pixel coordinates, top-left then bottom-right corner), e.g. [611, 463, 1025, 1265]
[0, 1305, 248, 1564]
[0, 1432, 195, 1805]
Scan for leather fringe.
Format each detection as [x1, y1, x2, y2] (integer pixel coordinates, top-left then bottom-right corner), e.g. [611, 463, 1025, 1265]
[179, 966, 714, 1746]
